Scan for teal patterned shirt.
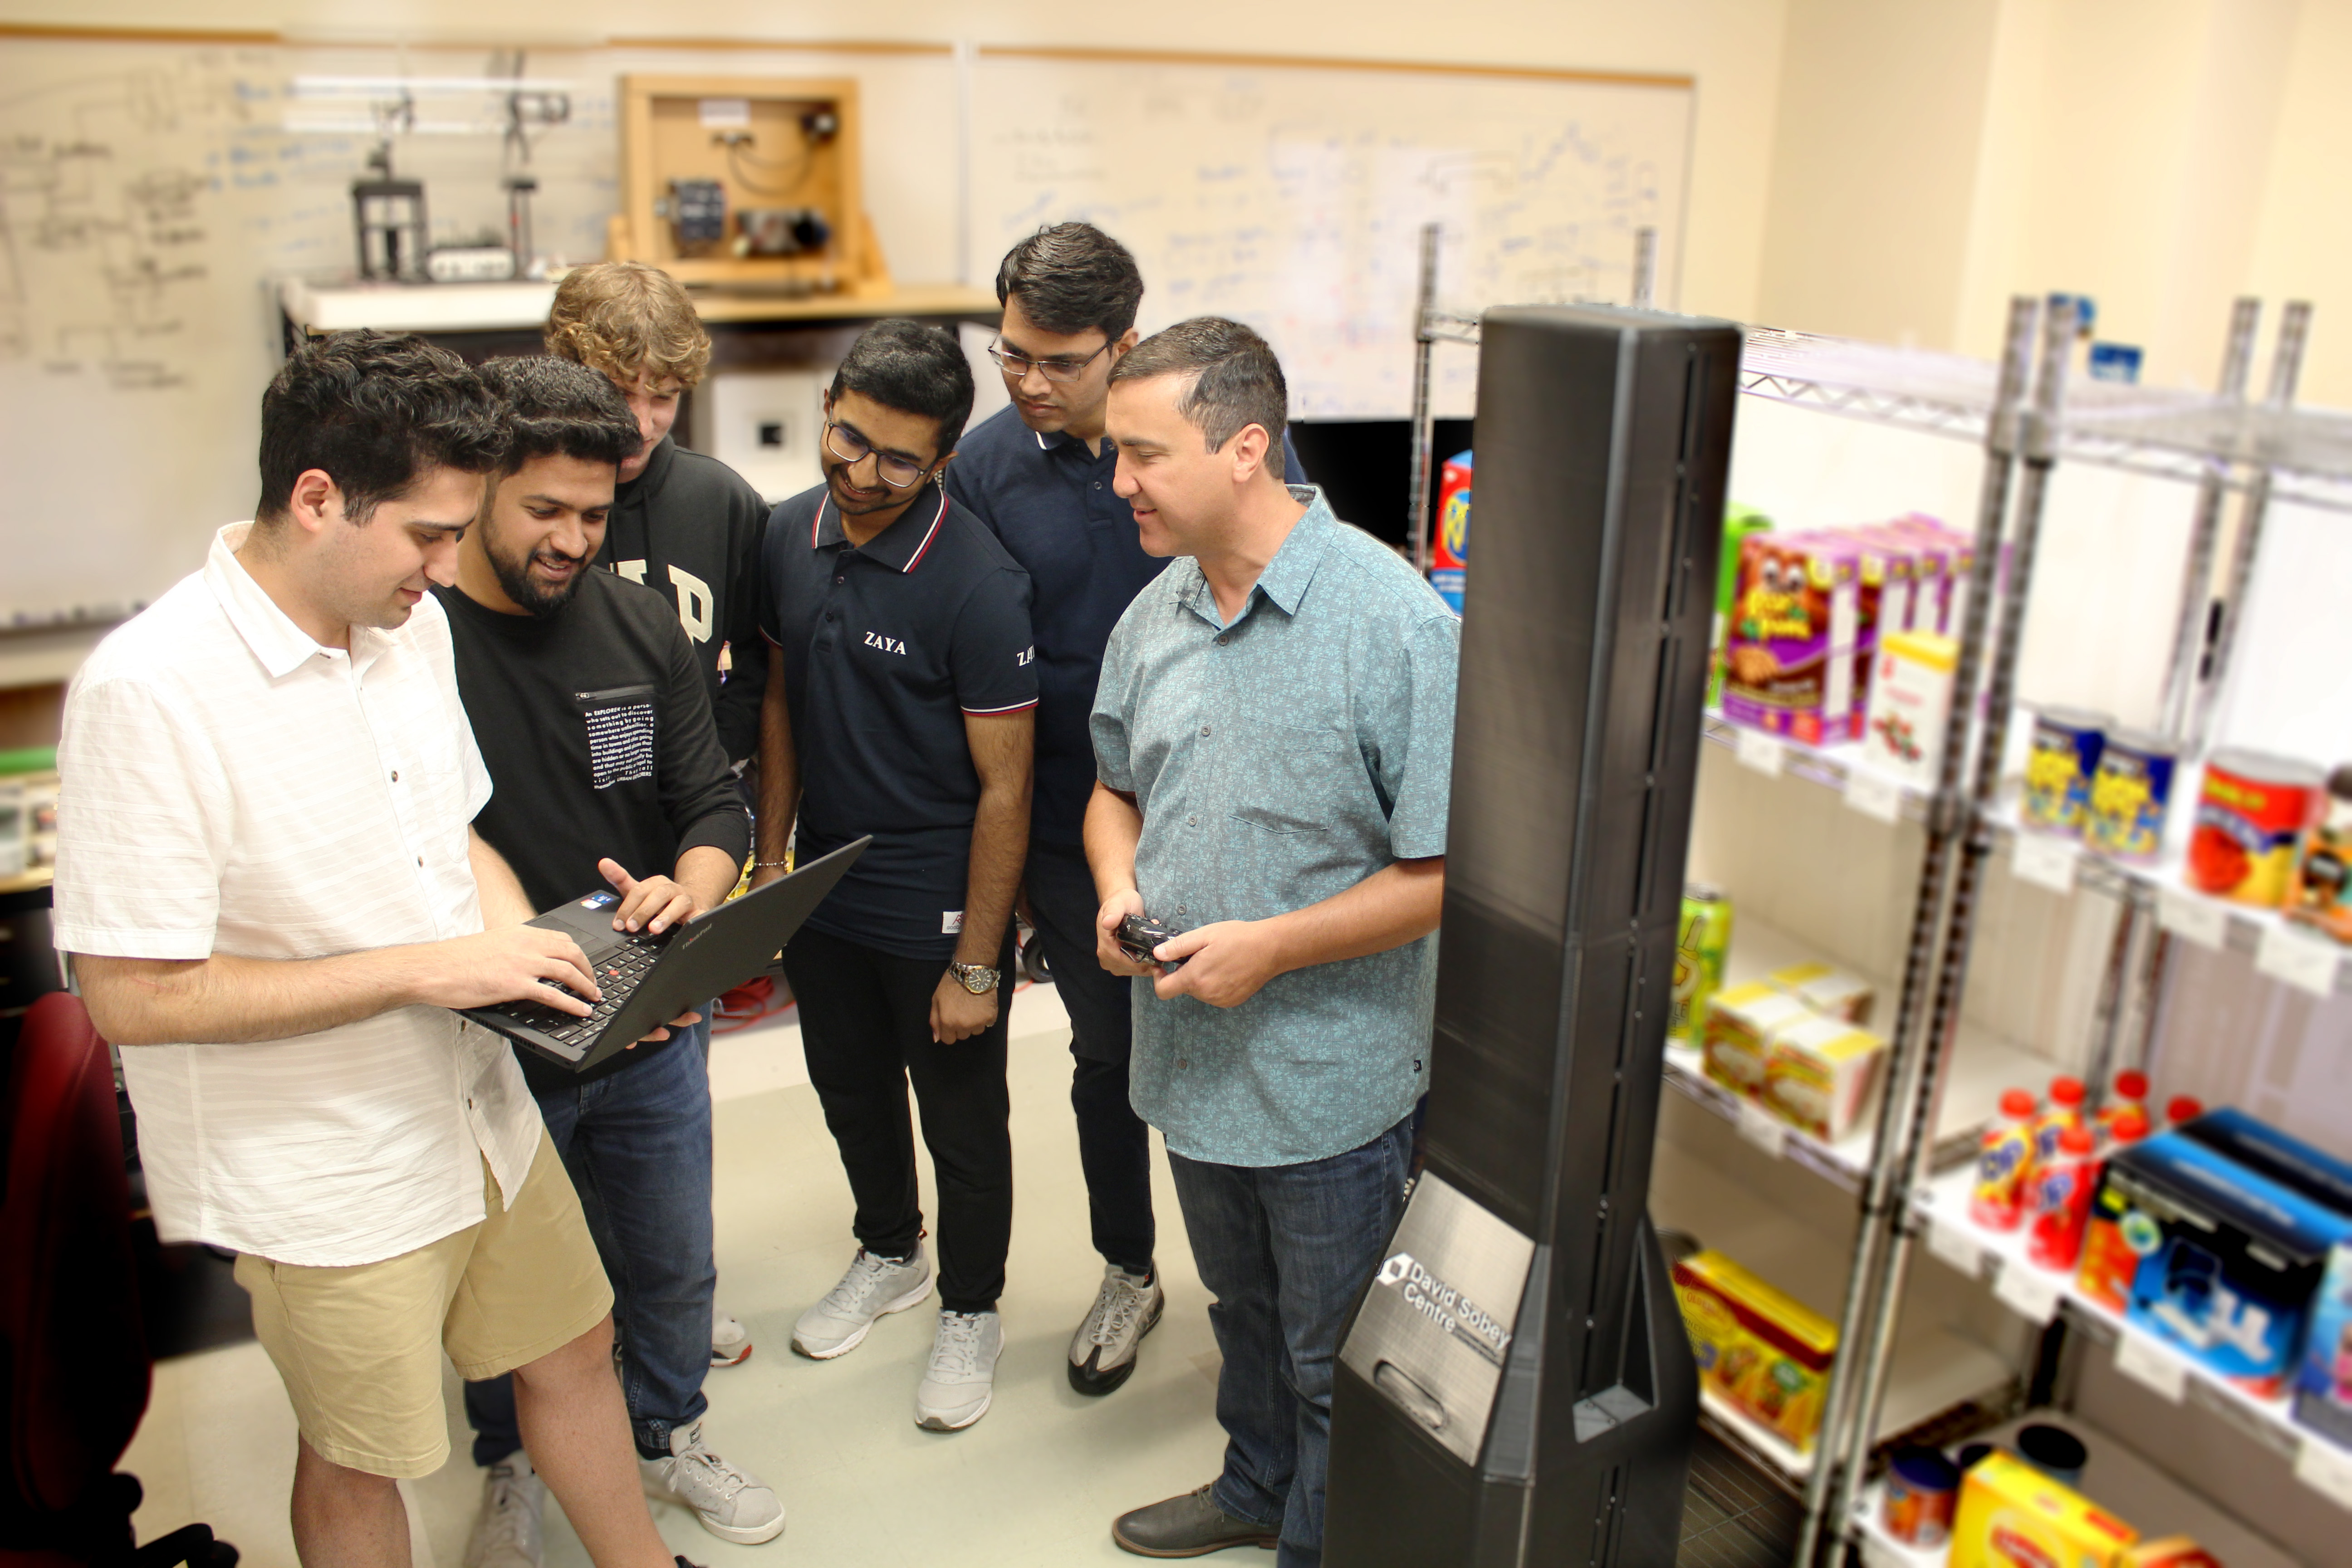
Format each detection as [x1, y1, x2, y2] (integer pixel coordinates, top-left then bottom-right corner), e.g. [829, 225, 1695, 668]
[1091, 487, 1460, 1167]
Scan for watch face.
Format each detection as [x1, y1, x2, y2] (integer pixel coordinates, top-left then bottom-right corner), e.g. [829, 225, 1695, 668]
[958, 965, 997, 993]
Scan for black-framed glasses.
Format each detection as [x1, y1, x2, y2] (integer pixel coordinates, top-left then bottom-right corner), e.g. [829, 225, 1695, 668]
[986, 339, 1111, 384]
[823, 421, 930, 489]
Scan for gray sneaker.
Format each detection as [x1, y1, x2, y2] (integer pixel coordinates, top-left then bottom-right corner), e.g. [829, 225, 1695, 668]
[638, 1419, 785, 1544]
[915, 1309, 1004, 1431]
[793, 1245, 933, 1358]
[1069, 1264, 1165, 1396]
[710, 1305, 752, 1367]
[463, 1450, 544, 1568]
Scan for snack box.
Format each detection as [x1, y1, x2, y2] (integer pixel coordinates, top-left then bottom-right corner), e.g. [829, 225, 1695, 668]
[1700, 981, 1809, 1100]
[1862, 630, 1958, 790]
[1764, 1016, 1885, 1141]
[1764, 961, 1876, 1024]
[1722, 531, 1863, 745]
[1950, 1449, 2138, 1568]
[1670, 1249, 1836, 1454]
[2119, 1542, 2221, 1568]
[2076, 1129, 2352, 1395]
[1887, 515, 1975, 637]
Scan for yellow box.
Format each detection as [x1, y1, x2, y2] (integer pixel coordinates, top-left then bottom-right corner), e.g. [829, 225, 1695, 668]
[1701, 982, 1808, 1100]
[1950, 1450, 2138, 1568]
[1670, 1249, 1836, 1453]
[1763, 1016, 1885, 1141]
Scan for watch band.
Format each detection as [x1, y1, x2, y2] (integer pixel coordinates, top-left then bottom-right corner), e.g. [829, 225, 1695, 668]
[950, 961, 1000, 995]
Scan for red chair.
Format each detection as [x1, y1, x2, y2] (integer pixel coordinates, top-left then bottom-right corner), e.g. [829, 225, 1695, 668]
[1, 993, 233, 1566]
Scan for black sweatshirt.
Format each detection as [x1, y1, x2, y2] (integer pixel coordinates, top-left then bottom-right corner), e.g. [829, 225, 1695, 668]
[596, 435, 770, 765]
[438, 570, 752, 1089]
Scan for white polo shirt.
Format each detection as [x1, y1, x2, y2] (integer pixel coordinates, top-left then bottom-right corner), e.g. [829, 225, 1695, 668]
[52, 524, 544, 1267]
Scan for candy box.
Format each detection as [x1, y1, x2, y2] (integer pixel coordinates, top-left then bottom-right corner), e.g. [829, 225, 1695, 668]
[1723, 532, 1863, 745]
[1671, 1249, 1836, 1453]
[2076, 1130, 2352, 1395]
[1763, 1016, 1884, 1141]
[1701, 981, 1809, 1100]
[1950, 1450, 2137, 1568]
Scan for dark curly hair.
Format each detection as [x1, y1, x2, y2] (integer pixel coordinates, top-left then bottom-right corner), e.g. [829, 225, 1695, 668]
[478, 355, 643, 475]
[256, 329, 510, 524]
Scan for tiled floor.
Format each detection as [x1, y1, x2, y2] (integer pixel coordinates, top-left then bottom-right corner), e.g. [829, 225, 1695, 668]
[118, 980, 1790, 1566]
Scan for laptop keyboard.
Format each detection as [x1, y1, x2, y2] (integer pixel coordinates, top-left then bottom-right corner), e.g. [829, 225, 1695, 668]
[490, 934, 667, 1049]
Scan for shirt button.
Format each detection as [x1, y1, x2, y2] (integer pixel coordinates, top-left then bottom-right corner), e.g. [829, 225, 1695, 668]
[835, 575, 845, 584]
[1200, 724, 1211, 736]
[1177, 904, 1187, 914]
[1215, 635, 1228, 646]
[1188, 815, 1198, 825]
[1094, 481, 1103, 490]
[1178, 1058, 1190, 1070]
[390, 769, 399, 782]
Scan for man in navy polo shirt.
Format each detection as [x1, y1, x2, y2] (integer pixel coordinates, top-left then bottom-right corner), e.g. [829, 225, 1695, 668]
[946, 223, 1306, 1396]
[753, 319, 1036, 1432]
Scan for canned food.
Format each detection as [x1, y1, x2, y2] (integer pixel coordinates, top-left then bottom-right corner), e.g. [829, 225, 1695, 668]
[1671, 885, 1733, 1041]
[1882, 1446, 1959, 1546]
[2023, 707, 2109, 835]
[2188, 749, 2326, 906]
[2084, 727, 2178, 861]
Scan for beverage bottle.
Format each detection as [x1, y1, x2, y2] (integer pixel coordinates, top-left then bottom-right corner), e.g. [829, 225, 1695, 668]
[2097, 1070, 2148, 1140]
[1970, 1089, 2038, 1231]
[2164, 1094, 2205, 1129]
[2027, 1124, 2098, 1271]
[2034, 1075, 2087, 1166]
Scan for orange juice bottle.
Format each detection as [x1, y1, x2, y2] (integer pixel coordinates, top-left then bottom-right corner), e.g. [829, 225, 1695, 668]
[1971, 1088, 2038, 1230]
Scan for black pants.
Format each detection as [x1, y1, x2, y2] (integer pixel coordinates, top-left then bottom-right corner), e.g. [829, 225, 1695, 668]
[782, 924, 1014, 1315]
[1024, 837, 1156, 1275]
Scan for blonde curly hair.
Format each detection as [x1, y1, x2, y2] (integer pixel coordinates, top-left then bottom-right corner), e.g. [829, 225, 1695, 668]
[543, 260, 711, 391]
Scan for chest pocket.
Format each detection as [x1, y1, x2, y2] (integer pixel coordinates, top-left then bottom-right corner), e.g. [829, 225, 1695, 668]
[576, 684, 657, 790]
[1228, 718, 1365, 833]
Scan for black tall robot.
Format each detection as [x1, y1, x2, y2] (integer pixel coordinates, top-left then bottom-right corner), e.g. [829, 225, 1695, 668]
[1326, 305, 1741, 1567]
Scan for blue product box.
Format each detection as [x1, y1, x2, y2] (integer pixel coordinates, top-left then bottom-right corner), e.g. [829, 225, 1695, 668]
[1429, 568, 1465, 614]
[2299, 1244, 2352, 1446]
[2179, 1107, 2352, 1215]
[2078, 1130, 2352, 1395]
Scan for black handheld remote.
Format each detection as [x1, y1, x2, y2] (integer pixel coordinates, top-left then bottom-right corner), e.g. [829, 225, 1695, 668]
[1116, 913, 1187, 969]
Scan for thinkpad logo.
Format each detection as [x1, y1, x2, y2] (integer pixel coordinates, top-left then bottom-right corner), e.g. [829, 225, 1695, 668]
[864, 632, 907, 656]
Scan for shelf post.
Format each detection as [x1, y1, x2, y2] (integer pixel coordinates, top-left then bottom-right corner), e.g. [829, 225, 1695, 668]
[1819, 295, 2071, 1557]
[2187, 300, 2311, 752]
[1792, 296, 2043, 1566]
[2157, 298, 2261, 738]
[1406, 221, 1442, 575]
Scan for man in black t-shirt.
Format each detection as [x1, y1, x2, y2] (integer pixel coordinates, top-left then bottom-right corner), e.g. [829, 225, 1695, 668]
[754, 320, 1036, 1433]
[439, 357, 785, 1555]
[545, 261, 769, 767]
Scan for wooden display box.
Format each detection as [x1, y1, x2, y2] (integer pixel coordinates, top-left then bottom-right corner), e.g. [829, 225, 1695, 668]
[611, 74, 889, 296]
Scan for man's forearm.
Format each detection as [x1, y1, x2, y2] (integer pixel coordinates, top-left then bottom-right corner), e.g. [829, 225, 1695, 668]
[956, 784, 1028, 966]
[676, 843, 744, 912]
[1264, 856, 1445, 974]
[1083, 782, 1143, 903]
[755, 646, 799, 866]
[78, 947, 441, 1048]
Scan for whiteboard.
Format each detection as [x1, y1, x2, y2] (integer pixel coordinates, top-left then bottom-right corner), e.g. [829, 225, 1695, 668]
[0, 34, 960, 628]
[967, 50, 1692, 420]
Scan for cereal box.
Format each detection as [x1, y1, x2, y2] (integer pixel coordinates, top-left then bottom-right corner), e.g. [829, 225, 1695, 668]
[1723, 532, 1863, 745]
[1950, 1449, 2138, 1568]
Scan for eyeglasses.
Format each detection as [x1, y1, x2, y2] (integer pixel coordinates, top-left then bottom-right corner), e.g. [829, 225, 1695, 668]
[823, 421, 931, 490]
[986, 339, 1111, 384]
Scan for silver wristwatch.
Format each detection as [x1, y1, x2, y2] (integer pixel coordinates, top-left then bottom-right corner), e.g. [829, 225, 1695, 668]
[949, 961, 1000, 995]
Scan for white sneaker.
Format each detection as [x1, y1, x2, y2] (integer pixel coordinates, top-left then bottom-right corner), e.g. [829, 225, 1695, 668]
[710, 1305, 752, 1367]
[915, 1309, 1004, 1431]
[792, 1245, 933, 1358]
[638, 1419, 786, 1545]
[463, 1450, 544, 1568]
[1068, 1264, 1165, 1395]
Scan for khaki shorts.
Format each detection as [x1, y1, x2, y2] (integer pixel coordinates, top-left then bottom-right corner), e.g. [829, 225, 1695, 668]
[234, 1132, 613, 1478]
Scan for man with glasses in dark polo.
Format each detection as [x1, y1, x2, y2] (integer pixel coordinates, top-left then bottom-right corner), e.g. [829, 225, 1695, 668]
[752, 320, 1037, 1432]
[946, 223, 1308, 1397]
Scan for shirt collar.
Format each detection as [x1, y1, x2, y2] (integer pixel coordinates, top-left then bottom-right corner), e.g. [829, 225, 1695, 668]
[1032, 425, 1113, 461]
[809, 486, 950, 573]
[205, 522, 343, 679]
[1181, 485, 1334, 626]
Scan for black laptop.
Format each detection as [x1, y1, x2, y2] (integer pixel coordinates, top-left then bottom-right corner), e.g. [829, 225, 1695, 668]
[461, 838, 867, 1073]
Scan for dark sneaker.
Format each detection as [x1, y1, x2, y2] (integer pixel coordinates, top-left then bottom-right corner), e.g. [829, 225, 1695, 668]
[1069, 1264, 1165, 1395]
[1113, 1484, 1280, 1557]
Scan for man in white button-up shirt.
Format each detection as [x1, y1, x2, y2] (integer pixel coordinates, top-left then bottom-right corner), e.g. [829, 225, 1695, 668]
[55, 333, 686, 1568]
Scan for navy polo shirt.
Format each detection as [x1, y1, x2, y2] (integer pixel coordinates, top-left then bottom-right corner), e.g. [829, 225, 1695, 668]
[761, 482, 1037, 960]
[946, 408, 1307, 844]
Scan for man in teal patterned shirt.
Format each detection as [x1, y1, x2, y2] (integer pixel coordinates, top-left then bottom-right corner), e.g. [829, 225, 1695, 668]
[1085, 318, 1459, 1566]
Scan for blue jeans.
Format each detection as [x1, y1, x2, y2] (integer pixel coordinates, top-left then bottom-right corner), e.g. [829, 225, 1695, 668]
[1170, 1117, 1412, 1568]
[467, 1020, 714, 1464]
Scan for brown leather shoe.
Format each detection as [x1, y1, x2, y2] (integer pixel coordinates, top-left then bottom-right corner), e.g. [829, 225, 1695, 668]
[1112, 1484, 1281, 1557]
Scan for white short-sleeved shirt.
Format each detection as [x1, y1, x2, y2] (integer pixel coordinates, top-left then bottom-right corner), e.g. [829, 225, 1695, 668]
[52, 524, 544, 1267]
